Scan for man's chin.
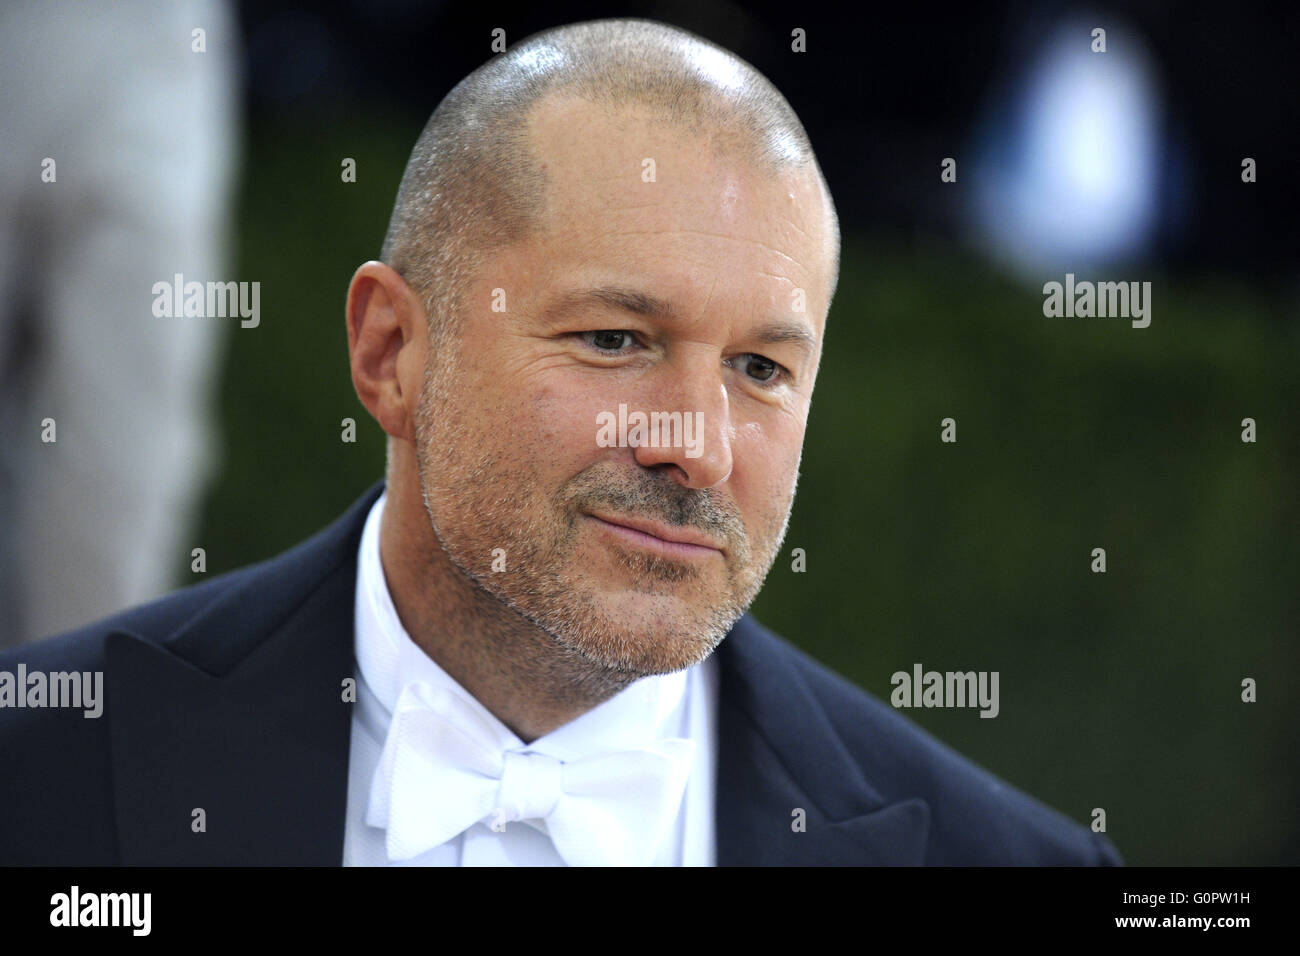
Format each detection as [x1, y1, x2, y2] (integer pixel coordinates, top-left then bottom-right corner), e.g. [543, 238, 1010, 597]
[542, 589, 741, 676]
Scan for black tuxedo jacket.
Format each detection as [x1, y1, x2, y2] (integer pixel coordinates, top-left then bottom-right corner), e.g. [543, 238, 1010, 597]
[0, 482, 1121, 866]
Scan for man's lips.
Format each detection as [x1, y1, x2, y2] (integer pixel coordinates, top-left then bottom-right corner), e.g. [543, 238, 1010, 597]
[583, 511, 725, 560]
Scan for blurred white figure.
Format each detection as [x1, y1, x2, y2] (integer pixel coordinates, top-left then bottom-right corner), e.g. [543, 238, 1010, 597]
[969, 16, 1163, 279]
[0, 0, 240, 645]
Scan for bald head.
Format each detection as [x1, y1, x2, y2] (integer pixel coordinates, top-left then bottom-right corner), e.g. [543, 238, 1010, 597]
[380, 17, 840, 339]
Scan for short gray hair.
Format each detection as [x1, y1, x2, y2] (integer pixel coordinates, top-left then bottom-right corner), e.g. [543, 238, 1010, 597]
[380, 17, 839, 343]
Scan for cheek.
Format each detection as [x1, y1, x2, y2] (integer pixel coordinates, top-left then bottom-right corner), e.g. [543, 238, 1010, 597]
[731, 419, 803, 518]
[479, 372, 619, 474]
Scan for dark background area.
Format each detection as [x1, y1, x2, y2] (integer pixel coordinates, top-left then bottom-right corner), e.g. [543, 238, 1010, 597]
[192, 0, 1298, 864]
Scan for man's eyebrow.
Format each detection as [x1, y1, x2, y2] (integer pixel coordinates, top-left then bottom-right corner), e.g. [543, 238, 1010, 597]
[547, 286, 677, 319]
[545, 285, 818, 355]
[747, 321, 819, 356]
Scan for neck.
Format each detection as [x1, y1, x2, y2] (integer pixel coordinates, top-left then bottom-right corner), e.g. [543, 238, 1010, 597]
[377, 459, 637, 743]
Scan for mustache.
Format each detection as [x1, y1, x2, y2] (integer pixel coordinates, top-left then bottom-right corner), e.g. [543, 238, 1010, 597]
[563, 465, 747, 552]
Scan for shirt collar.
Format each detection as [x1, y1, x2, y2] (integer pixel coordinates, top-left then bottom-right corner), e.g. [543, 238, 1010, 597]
[354, 492, 690, 761]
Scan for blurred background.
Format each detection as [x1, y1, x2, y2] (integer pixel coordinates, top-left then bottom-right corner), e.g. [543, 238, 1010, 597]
[2, 0, 1295, 864]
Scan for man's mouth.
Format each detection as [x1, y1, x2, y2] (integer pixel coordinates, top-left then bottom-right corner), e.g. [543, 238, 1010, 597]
[582, 511, 725, 560]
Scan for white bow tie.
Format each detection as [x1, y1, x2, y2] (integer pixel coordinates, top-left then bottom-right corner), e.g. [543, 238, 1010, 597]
[366, 680, 695, 866]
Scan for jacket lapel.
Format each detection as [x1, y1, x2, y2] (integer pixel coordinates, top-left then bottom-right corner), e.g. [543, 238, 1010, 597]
[105, 484, 382, 865]
[714, 616, 931, 865]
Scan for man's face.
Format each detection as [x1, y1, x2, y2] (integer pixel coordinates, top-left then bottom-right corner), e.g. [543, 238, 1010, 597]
[413, 95, 836, 676]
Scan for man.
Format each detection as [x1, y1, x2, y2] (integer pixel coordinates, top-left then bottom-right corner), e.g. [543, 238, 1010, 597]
[0, 18, 1121, 866]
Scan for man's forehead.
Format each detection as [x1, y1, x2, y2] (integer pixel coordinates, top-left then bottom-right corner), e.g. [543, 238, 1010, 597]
[526, 93, 821, 205]
[523, 94, 836, 309]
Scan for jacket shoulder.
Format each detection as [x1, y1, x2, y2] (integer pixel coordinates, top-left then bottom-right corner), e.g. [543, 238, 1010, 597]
[0, 559, 278, 864]
[0, 483, 380, 864]
[744, 620, 1122, 865]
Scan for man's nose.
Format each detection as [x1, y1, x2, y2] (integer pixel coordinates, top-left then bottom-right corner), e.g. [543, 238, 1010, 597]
[629, 360, 733, 489]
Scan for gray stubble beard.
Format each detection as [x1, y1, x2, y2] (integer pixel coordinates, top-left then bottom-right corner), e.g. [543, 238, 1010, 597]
[410, 352, 794, 686]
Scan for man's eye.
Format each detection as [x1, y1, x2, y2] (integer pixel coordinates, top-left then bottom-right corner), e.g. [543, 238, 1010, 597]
[731, 353, 785, 385]
[581, 330, 636, 352]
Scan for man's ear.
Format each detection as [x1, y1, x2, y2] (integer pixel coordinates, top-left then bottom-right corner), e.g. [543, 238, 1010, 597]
[346, 261, 426, 443]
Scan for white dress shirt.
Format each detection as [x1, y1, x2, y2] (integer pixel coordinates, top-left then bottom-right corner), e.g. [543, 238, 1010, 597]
[342, 493, 718, 866]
